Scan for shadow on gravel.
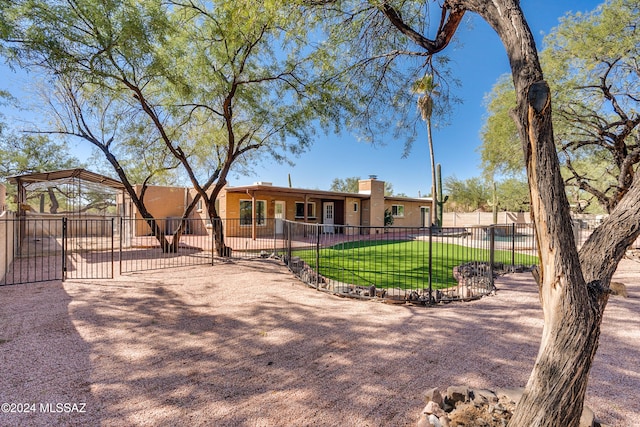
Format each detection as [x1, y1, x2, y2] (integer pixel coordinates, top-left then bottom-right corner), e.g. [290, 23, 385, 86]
[0, 280, 96, 426]
[2, 258, 639, 426]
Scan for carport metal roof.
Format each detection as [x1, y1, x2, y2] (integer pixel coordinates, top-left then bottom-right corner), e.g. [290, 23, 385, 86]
[7, 168, 125, 190]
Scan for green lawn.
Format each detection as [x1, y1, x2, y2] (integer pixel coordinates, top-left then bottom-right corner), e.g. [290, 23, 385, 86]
[293, 238, 538, 290]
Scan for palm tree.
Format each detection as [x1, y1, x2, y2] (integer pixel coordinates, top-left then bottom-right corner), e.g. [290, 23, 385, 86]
[413, 74, 439, 227]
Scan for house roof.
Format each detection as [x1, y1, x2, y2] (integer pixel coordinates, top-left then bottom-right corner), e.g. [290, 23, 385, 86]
[7, 168, 125, 191]
[224, 183, 366, 199]
[224, 183, 432, 202]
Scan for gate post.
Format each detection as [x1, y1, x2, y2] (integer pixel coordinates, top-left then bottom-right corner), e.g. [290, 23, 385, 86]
[119, 217, 123, 275]
[111, 218, 115, 279]
[489, 225, 495, 286]
[315, 224, 320, 289]
[62, 217, 67, 281]
[428, 225, 433, 304]
[511, 222, 516, 269]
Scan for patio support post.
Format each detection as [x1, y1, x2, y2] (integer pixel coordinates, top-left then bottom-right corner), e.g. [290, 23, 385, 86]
[286, 220, 292, 265]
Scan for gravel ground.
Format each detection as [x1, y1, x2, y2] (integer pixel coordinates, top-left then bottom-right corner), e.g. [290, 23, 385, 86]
[0, 257, 639, 426]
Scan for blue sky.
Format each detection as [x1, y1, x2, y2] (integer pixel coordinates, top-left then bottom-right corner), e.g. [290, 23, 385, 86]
[240, 1, 603, 196]
[1, 1, 603, 196]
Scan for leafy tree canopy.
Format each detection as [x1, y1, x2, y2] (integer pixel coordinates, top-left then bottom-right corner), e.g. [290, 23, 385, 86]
[443, 176, 491, 212]
[330, 176, 394, 196]
[443, 175, 530, 213]
[480, 0, 640, 213]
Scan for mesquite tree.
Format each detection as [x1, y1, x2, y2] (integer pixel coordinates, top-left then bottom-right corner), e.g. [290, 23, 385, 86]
[2, 0, 348, 255]
[480, 0, 640, 215]
[383, 1, 640, 425]
[309, 0, 640, 425]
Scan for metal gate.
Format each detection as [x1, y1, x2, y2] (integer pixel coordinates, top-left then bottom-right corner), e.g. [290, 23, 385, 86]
[118, 217, 214, 273]
[63, 218, 115, 280]
[1, 217, 115, 286]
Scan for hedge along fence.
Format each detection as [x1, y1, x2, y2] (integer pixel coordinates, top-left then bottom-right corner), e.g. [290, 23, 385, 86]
[280, 221, 539, 304]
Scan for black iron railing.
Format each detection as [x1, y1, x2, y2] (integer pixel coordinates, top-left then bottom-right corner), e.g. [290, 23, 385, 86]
[276, 221, 539, 303]
[4, 215, 635, 290]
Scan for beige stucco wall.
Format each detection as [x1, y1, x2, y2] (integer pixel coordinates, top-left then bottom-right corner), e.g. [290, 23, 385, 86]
[442, 211, 531, 227]
[221, 189, 329, 237]
[133, 185, 188, 235]
[0, 210, 16, 281]
[135, 185, 187, 218]
[384, 199, 431, 228]
[359, 179, 385, 233]
[344, 197, 361, 234]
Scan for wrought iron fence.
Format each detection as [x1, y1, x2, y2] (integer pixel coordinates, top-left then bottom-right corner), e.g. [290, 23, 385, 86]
[119, 217, 214, 273]
[64, 218, 115, 280]
[7, 214, 634, 289]
[0, 216, 117, 285]
[1, 217, 64, 285]
[119, 217, 289, 271]
[278, 221, 539, 304]
[209, 218, 286, 260]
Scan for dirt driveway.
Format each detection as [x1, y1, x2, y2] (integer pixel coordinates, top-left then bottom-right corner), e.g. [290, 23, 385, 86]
[1, 258, 639, 426]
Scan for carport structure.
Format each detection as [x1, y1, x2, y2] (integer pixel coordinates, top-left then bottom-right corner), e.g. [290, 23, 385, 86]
[2, 169, 125, 285]
[9, 168, 125, 218]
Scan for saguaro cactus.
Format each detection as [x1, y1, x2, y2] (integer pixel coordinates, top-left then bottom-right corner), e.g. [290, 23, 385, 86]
[436, 164, 447, 227]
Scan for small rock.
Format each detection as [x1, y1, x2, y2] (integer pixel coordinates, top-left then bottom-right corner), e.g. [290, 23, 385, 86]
[428, 414, 442, 427]
[493, 403, 508, 414]
[423, 401, 446, 417]
[495, 387, 524, 404]
[423, 401, 441, 415]
[474, 389, 499, 405]
[425, 387, 444, 407]
[609, 281, 628, 297]
[580, 404, 595, 427]
[416, 413, 432, 427]
[446, 386, 470, 404]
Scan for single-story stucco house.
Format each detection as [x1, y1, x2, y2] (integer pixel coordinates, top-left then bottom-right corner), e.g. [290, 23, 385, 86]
[122, 177, 433, 237]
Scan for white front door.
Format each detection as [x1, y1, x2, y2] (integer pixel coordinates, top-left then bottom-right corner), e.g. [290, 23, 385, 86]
[323, 202, 335, 233]
[421, 206, 431, 228]
[275, 201, 285, 234]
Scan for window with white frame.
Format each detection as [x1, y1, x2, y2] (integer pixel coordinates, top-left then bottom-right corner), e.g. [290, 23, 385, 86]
[307, 202, 316, 218]
[240, 199, 266, 226]
[391, 204, 404, 217]
[196, 199, 203, 212]
[295, 201, 316, 219]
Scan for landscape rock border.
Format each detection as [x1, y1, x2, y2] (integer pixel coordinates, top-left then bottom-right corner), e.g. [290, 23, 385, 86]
[417, 386, 604, 427]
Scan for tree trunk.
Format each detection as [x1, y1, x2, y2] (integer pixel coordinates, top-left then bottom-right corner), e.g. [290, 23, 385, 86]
[475, 3, 605, 425]
[206, 199, 228, 257]
[100, 148, 173, 252]
[376, 0, 640, 424]
[47, 187, 59, 214]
